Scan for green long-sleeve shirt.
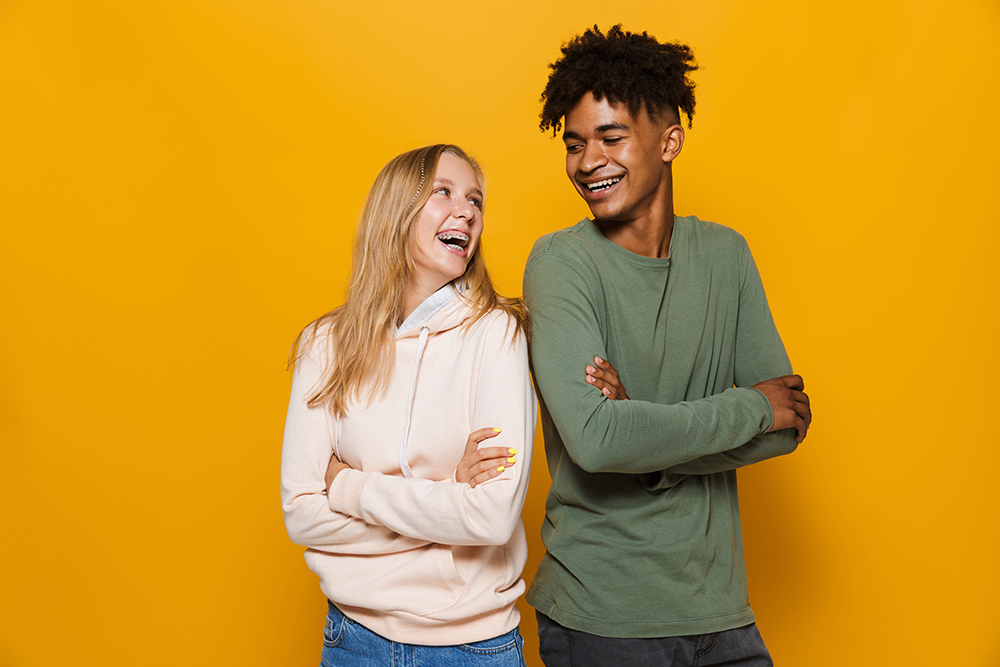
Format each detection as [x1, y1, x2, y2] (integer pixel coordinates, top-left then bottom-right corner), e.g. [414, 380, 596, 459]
[524, 216, 797, 638]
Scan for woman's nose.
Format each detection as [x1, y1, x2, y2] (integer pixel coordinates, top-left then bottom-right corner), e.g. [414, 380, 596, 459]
[452, 199, 475, 219]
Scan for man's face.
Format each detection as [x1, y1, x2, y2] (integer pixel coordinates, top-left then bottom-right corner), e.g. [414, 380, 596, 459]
[562, 92, 675, 225]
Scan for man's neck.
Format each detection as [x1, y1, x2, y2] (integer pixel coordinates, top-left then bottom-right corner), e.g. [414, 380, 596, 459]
[593, 166, 676, 258]
[595, 202, 675, 259]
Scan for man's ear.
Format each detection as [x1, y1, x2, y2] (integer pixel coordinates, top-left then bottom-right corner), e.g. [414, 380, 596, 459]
[662, 125, 685, 163]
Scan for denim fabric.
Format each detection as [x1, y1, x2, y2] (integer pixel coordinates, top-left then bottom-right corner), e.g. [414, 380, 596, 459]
[320, 601, 526, 667]
[536, 611, 772, 667]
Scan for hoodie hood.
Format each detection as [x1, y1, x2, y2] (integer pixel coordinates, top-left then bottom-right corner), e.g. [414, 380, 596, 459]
[396, 283, 470, 339]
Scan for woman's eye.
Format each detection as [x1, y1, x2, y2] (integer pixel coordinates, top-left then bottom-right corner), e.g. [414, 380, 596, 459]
[469, 197, 482, 209]
[434, 187, 450, 196]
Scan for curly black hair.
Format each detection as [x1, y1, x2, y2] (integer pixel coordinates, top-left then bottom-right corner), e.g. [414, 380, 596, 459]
[540, 25, 698, 134]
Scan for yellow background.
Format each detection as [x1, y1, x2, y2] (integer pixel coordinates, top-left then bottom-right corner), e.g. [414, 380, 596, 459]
[2, 1, 998, 665]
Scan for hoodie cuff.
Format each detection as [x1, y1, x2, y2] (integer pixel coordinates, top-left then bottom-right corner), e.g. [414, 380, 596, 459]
[327, 467, 367, 518]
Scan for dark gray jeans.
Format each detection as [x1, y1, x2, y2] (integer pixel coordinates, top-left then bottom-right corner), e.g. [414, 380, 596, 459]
[536, 611, 773, 667]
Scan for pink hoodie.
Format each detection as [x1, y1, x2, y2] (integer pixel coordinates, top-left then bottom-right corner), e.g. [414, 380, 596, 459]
[281, 290, 536, 645]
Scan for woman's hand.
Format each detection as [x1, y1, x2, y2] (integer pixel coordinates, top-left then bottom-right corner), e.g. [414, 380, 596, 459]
[585, 356, 630, 400]
[456, 427, 518, 488]
[325, 455, 353, 494]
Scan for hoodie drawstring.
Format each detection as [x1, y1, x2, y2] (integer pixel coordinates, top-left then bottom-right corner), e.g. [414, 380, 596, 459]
[332, 415, 342, 463]
[398, 326, 429, 478]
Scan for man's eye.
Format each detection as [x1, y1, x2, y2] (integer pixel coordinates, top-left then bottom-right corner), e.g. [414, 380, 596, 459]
[565, 144, 583, 153]
[604, 137, 622, 145]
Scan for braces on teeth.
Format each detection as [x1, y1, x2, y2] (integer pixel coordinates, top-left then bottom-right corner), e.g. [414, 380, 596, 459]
[436, 231, 469, 248]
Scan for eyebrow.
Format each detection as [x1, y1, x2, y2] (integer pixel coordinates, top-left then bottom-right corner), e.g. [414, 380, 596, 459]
[562, 123, 631, 141]
[435, 178, 484, 200]
[597, 123, 631, 133]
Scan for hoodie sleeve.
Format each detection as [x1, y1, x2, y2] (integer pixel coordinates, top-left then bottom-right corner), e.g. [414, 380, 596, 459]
[326, 313, 537, 547]
[280, 343, 431, 554]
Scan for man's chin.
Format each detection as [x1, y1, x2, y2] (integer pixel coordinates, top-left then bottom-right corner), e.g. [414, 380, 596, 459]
[589, 208, 624, 224]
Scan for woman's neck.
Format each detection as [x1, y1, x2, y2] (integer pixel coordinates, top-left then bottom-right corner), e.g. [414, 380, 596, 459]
[400, 281, 450, 325]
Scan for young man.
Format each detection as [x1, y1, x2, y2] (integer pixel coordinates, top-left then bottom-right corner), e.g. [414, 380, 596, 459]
[524, 26, 812, 666]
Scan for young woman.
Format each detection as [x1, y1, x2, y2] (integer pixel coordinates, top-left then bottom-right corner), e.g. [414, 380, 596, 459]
[281, 144, 535, 666]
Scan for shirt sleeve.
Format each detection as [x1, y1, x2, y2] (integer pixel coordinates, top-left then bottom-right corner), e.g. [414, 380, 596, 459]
[325, 314, 537, 547]
[524, 248, 774, 475]
[280, 343, 431, 555]
[641, 240, 799, 488]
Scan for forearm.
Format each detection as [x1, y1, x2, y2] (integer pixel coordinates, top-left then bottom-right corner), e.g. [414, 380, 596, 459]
[280, 343, 427, 555]
[569, 388, 774, 473]
[327, 466, 529, 546]
[282, 492, 430, 554]
[669, 429, 799, 474]
[642, 430, 798, 490]
[649, 385, 798, 480]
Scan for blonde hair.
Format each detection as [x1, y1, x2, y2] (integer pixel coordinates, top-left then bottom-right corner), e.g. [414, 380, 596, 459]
[293, 144, 528, 417]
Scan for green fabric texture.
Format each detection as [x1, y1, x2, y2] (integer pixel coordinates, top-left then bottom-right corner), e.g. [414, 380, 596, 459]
[524, 216, 797, 638]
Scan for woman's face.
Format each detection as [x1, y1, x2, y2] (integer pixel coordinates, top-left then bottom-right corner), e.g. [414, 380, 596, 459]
[408, 152, 484, 294]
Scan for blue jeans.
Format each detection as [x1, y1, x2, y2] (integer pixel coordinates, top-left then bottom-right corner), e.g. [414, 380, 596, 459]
[536, 611, 772, 667]
[320, 601, 526, 667]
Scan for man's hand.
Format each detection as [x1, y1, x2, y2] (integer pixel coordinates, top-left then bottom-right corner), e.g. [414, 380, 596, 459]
[456, 428, 517, 488]
[585, 356, 630, 400]
[325, 455, 352, 494]
[752, 375, 812, 443]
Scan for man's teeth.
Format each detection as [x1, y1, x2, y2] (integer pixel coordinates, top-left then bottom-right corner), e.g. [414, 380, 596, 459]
[436, 231, 469, 249]
[585, 176, 622, 192]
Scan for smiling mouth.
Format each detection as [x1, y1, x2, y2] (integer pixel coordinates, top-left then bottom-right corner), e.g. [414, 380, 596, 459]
[583, 176, 622, 192]
[436, 231, 469, 251]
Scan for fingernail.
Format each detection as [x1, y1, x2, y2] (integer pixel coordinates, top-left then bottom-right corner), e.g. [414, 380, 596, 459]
[497, 466, 505, 472]
[493, 428, 502, 433]
[507, 457, 516, 464]
[508, 448, 517, 455]
[586, 366, 595, 373]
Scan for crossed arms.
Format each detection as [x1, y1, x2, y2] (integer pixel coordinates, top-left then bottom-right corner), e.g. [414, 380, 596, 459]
[524, 243, 811, 478]
[280, 314, 536, 554]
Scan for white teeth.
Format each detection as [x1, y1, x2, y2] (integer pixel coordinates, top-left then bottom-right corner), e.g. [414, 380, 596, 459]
[585, 176, 622, 192]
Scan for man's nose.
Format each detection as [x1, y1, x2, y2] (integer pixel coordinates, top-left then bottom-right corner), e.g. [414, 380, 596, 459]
[579, 142, 608, 173]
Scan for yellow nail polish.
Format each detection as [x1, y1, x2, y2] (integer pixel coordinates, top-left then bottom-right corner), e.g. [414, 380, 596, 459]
[493, 428, 502, 433]
[497, 466, 505, 472]
[508, 448, 517, 455]
[507, 457, 516, 464]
